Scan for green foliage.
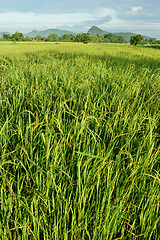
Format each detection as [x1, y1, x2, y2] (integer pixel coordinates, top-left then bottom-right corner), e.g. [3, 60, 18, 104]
[2, 26, 159, 44]
[91, 34, 104, 43]
[130, 34, 144, 46]
[34, 35, 45, 41]
[2, 33, 11, 40]
[24, 36, 33, 41]
[74, 33, 92, 44]
[0, 42, 160, 239]
[62, 34, 74, 42]
[11, 31, 24, 41]
[2, 31, 24, 41]
[148, 38, 160, 44]
[46, 33, 59, 42]
[82, 33, 92, 44]
[104, 33, 127, 43]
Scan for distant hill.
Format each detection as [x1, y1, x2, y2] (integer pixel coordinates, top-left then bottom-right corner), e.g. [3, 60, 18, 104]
[0, 26, 151, 41]
[24, 29, 75, 38]
[88, 26, 109, 36]
[114, 32, 150, 41]
[88, 26, 150, 41]
[114, 32, 137, 41]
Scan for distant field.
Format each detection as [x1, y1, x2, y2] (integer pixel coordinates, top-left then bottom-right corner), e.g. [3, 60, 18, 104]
[1, 41, 160, 58]
[0, 42, 160, 239]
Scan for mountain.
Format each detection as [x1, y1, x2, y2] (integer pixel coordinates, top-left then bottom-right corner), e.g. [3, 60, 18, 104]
[88, 26, 109, 36]
[0, 32, 11, 38]
[0, 26, 151, 41]
[113, 32, 136, 41]
[88, 26, 150, 41]
[114, 32, 150, 41]
[24, 29, 75, 38]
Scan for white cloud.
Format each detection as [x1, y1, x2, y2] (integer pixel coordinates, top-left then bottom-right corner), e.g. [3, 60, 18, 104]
[0, 11, 92, 32]
[96, 8, 116, 17]
[130, 6, 143, 13]
[0, 8, 160, 39]
[100, 15, 160, 38]
[0, 8, 117, 32]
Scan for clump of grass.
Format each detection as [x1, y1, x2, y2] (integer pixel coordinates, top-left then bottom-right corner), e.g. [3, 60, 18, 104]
[0, 43, 160, 239]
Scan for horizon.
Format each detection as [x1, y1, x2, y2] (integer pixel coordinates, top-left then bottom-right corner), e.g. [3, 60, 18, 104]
[0, 26, 158, 40]
[0, 0, 160, 39]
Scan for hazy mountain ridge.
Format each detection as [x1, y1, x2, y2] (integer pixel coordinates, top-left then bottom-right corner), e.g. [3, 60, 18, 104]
[88, 26, 150, 41]
[88, 26, 109, 36]
[0, 26, 151, 41]
[24, 29, 75, 38]
[113, 32, 150, 41]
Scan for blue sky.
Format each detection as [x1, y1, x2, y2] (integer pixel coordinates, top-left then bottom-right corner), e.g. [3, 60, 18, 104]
[0, 0, 160, 38]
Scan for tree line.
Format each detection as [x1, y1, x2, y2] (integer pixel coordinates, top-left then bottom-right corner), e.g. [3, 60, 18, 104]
[1, 31, 160, 44]
[129, 34, 160, 45]
[1, 31, 127, 43]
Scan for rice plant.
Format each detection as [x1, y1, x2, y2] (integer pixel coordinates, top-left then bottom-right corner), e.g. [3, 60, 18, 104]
[0, 42, 160, 239]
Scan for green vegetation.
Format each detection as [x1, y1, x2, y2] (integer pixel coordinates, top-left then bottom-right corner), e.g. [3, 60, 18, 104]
[104, 33, 127, 43]
[88, 26, 110, 36]
[88, 26, 156, 43]
[129, 34, 144, 46]
[1, 26, 159, 44]
[74, 33, 93, 44]
[0, 42, 160, 239]
[1, 30, 127, 43]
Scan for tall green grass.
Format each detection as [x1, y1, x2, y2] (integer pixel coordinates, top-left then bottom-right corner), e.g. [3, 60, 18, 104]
[0, 43, 160, 239]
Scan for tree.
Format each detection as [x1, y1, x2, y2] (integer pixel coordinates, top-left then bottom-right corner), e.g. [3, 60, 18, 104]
[118, 36, 128, 43]
[34, 35, 44, 41]
[141, 39, 148, 45]
[92, 35, 104, 43]
[74, 33, 92, 44]
[82, 33, 92, 44]
[46, 33, 59, 42]
[2, 33, 11, 40]
[62, 34, 74, 42]
[24, 36, 33, 41]
[148, 38, 158, 44]
[104, 33, 116, 43]
[74, 33, 84, 42]
[11, 31, 24, 41]
[104, 33, 127, 43]
[129, 34, 144, 46]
